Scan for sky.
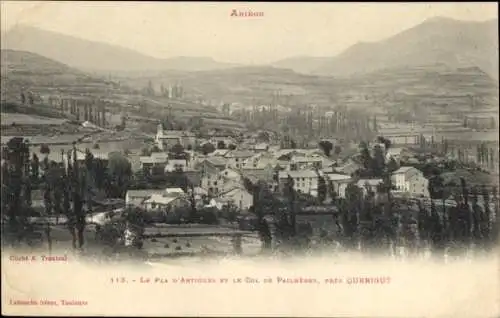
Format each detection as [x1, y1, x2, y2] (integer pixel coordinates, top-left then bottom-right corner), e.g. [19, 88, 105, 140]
[1, 2, 498, 64]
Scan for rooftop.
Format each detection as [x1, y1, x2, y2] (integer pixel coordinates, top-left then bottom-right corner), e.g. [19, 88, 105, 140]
[225, 150, 255, 158]
[204, 156, 228, 167]
[326, 173, 351, 181]
[393, 166, 417, 174]
[278, 170, 319, 179]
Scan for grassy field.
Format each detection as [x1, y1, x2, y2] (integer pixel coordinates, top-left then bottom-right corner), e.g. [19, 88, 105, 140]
[1, 112, 68, 126]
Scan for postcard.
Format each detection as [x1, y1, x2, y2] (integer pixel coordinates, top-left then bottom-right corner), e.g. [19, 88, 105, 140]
[1, 2, 499, 317]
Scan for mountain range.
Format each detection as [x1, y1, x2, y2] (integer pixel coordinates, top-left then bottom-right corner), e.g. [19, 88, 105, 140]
[1, 17, 498, 79]
[1, 25, 238, 72]
[273, 17, 499, 79]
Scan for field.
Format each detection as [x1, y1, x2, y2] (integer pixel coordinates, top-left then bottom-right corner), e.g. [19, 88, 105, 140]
[2, 49, 248, 132]
[1, 112, 68, 126]
[116, 65, 499, 118]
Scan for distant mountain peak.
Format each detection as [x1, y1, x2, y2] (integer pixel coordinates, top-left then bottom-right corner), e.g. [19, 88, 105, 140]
[3, 25, 237, 72]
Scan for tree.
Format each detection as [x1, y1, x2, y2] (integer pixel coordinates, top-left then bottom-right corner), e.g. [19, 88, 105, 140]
[328, 180, 338, 202]
[201, 143, 216, 155]
[40, 144, 50, 155]
[28, 92, 34, 105]
[334, 145, 342, 156]
[257, 131, 270, 143]
[359, 142, 372, 171]
[344, 183, 363, 248]
[151, 145, 161, 153]
[170, 143, 185, 159]
[107, 152, 132, 198]
[470, 187, 485, 246]
[387, 157, 399, 174]
[3, 137, 31, 245]
[371, 144, 386, 178]
[318, 140, 333, 157]
[317, 174, 327, 203]
[141, 147, 152, 156]
[377, 136, 391, 150]
[147, 80, 155, 96]
[31, 153, 40, 181]
[217, 140, 226, 149]
[284, 175, 296, 238]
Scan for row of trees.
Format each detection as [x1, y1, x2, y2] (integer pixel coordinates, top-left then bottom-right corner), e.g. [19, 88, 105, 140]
[233, 105, 378, 143]
[46, 96, 107, 126]
[145, 81, 184, 99]
[2, 139, 135, 250]
[249, 169, 499, 256]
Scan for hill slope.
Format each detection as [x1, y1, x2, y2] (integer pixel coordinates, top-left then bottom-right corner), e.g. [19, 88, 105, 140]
[274, 17, 499, 79]
[2, 25, 237, 72]
[1, 49, 119, 101]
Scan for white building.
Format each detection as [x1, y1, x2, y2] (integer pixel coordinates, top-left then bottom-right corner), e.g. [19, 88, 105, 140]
[218, 187, 253, 211]
[126, 187, 186, 208]
[224, 150, 255, 169]
[125, 189, 164, 207]
[278, 170, 319, 197]
[142, 194, 190, 211]
[391, 166, 429, 198]
[155, 124, 196, 150]
[325, 173, 352, 198]
[288, 154, 323, 171]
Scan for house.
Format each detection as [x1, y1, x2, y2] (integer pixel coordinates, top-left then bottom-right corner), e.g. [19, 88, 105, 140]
[336, 160, 362, 176]
[125, 189, 165, 207]
[242, 152, 277, 170]
[155, 124, 196, 150]
[204, 198, 228, 210]
[218, 186, 253, 211]
[288, 154, 324, 171]
[165, 187, 185, 195]
[241, 164, 275, 184]
[142, 193, 190, 212]
[391, 166, 430, 198]
[140, 152, 169, 170]
[197, 157, 227, 175]
[210, 136, 237, 148]
[356, 179, 384, 196]
[201, 167, 243, 195]
[325, 173, 352, 198]
[224, 150, 255, 169]
[278, 170, 319, 197]
[379, 133, 421, 146]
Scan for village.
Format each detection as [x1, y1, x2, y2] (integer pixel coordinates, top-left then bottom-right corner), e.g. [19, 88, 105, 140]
[2, 109, 499, 260]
